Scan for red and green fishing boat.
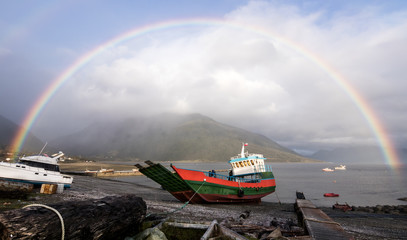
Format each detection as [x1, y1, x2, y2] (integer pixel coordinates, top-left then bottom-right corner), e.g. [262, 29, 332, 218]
[136, 143, 276, 203]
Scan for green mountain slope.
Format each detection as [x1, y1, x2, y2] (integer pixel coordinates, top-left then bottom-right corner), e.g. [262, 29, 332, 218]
[52, 113, 314, 162]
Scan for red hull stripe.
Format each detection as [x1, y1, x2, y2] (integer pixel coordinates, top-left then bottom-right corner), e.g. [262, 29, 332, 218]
[172, 166, 276, 188]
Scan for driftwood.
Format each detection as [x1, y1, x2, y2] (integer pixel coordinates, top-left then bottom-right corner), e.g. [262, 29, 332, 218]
[0, 195, 146, 240]
[0, 180, 33, 199]
[201, 220, 248, 240]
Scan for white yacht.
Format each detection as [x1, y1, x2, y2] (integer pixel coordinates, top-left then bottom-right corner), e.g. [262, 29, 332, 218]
[0, 151, 73, 188]
[334, 165, 346, 170]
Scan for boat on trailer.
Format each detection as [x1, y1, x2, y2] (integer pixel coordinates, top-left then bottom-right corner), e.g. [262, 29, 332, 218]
[136, 143, 276, 203]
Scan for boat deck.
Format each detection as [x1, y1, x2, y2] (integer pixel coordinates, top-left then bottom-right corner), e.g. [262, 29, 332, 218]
[296, 199, 353, 240]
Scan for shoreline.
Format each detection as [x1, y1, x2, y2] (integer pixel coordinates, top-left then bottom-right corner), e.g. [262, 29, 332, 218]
[1, 175, 406, 239]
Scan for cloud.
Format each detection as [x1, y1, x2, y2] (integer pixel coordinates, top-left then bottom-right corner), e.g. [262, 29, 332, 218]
[33, 2, 407, 152]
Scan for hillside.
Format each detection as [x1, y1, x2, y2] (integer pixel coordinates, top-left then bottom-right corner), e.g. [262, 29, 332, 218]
[51, 113, 314, 162]
[0, 115, 44, 153]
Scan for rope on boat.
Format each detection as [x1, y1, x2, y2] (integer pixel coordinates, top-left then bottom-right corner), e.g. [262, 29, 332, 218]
[275, 190, 281, 205]
[23, 203, 65, 240]
[187, 179, 206, 204]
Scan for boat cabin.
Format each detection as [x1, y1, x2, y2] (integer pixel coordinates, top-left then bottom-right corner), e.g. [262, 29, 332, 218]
[18, 152, 64, 172]
[229, 144, 267, 176]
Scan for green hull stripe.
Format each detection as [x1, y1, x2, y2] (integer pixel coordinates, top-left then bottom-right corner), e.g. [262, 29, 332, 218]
[185, 180, 276, 196]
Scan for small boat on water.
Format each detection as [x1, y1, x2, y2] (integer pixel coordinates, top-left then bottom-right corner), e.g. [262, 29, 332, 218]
[85, 169, 98, 173]
[322, 168, 334, 172]
[324, 193, 339, 197]
[334, 165, 346, 170]
[137, 143, 276, 203]
[0, 150, 73, 188]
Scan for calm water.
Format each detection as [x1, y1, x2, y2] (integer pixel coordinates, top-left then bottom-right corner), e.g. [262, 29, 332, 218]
[115, 162, 407, 207]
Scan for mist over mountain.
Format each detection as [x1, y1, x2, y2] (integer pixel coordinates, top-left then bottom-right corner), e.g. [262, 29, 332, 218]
[50, 113, 313, 162]
[0, 115, 44, 153]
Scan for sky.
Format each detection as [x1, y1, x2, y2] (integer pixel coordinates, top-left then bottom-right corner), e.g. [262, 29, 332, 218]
[1, 0, 407, 156]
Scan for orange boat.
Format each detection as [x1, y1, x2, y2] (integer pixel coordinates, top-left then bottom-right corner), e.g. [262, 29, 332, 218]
[324, 193, 339, 197]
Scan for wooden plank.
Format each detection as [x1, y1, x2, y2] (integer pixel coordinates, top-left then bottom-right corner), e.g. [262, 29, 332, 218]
[200, 219, 218, 240]
[0, 179, 33, 198]
[296, 199, 354, 240]
[296, 199, 317, 209]
[165, 222, 209, 230]
[218, 224, 249, 240]
[0, 179, 33, 192]
[40, 184, 57, 194]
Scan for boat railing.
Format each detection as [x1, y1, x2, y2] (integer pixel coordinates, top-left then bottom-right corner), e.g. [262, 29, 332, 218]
[204, 171, 260, 183]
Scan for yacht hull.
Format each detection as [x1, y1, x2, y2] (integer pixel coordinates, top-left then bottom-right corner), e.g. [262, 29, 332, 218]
[0, 162, 73, 188]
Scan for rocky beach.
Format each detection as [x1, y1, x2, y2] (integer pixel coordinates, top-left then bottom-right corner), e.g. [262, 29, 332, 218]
[1, 174, 406, 239]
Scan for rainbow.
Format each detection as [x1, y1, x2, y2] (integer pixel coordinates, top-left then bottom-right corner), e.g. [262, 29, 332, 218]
[10, 18, 402, 169]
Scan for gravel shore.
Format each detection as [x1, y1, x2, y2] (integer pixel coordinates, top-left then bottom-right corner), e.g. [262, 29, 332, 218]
[1, 175, 406, 239]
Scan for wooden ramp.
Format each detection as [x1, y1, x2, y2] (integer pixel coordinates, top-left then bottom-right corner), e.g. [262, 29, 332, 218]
[135, 161, 191, 192]
[296, 199, 354, 240]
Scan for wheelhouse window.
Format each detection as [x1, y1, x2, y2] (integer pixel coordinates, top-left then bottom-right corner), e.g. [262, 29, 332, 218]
[20, 160, 60, 172]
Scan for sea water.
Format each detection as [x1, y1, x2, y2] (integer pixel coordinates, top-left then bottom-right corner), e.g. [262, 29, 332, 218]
[269, 163, 407, 207]
[117, 162, 407, 207]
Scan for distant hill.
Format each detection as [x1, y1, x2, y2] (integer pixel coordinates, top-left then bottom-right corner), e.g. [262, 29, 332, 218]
[0, 115, 17, 150]
[311, 146, 407, 165]
[51, 113, 314, 162]
[0, 115, 44, 153]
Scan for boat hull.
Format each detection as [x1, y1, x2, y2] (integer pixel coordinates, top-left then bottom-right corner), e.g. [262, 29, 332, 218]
[172, 166, 276, 203]
[323, 193, 339, 197]
[0, 162, 73, 188]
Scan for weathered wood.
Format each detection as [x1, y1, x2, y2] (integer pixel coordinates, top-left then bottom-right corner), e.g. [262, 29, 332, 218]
[197, 219, 249, 240]
[165, 222, 209, 230]
[201, 219, 218, 240]
[218, 224, 249, 240]
[0, 180, 33, 199]
[0, 194, 146, 240]
[296, 199, 354, 240]
[229, 224, 276, 232]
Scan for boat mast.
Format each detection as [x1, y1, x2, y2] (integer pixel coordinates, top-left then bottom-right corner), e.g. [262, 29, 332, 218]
[241, 142, 248, 158]
[38, 142, 48, 155]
